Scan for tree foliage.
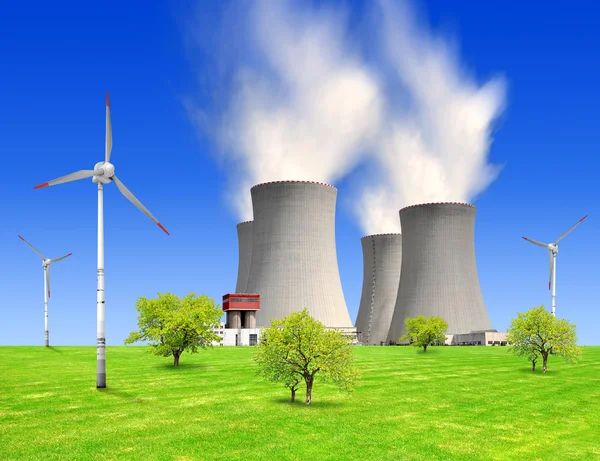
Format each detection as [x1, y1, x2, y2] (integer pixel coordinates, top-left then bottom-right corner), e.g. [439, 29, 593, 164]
[253, 308, 359, 405]
[506, 305, 582, 373]
[400, 315, 448, 352]
[124, 292, 222, 366]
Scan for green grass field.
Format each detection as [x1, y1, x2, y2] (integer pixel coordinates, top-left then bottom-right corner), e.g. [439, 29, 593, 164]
[1, 346, 598, 461]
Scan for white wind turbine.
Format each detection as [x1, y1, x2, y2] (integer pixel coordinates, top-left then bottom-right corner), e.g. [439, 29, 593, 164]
[522, 215, 587, 317]
[34, 93, 169, 388]
[18, 235, 72, 347]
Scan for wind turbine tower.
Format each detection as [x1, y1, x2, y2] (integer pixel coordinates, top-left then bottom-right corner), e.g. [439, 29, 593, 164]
[34, 93, 169, 388]
[18, 235, 72, 346]
[522, 215, 587, 317]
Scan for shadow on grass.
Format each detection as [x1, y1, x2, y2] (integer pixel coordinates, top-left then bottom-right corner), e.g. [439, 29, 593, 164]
[153, 362, 208, 370]
[271, 397, 345, 408]
[96, 387, 147, 403]
[516, 367, 561, 376]
[272, 397, 306, 405]
[46, 347, 64, 354]
[415, 348, 443, 355]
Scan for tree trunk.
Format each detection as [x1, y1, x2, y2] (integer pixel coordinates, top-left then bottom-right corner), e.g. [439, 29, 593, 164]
[291, 388, 296, 403]
[531, 360, 536, 372]
[423, 344, 428, 353]
[305, 375, 313, 405]
[173, 351, 181, 367]
[542, 352, 548, 373]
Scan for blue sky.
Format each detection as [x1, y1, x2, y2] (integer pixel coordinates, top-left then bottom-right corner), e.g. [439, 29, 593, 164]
[1, 0, 598, 346]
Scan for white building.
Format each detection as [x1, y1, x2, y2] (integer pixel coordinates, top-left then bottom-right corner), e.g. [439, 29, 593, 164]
[446, 330, 509, 346]
[213, 322, 262, 346]
[212, 322, 358, 346]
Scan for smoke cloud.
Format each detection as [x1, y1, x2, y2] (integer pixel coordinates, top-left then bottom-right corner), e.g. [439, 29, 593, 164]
[354, 0, 506, 233]
[187, 0, 506, 231]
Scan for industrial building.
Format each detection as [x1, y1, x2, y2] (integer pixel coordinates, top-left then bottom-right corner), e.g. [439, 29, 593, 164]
[215, 294, 262, 346]
[387, 202, 493, 343]
[212, 322, 261, 347]
[223, 293, 259, 329]
[235, 221, 253, 293]
[447, 331, 508, 346]
[244, 181, 353, 328]
[216, 293, 357, 346]
[355, 233, 402, 345]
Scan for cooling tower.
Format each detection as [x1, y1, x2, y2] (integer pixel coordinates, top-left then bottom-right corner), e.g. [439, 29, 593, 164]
[387, 202, 492, 343]
[235, 221, 253, 293]
[245, 181, 352, 328]
[355, 234, 402, 345]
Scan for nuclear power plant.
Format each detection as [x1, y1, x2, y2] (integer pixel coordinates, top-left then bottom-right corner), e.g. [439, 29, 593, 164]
[355, 234, 402, 345]
[235, 221, 253, 293]
[244, 181, 353, 328]
[227, 189, 497, 346]
[387, 202, 493, 343]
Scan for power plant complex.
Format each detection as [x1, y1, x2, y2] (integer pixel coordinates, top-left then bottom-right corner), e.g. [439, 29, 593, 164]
[225, 184, 497, 346]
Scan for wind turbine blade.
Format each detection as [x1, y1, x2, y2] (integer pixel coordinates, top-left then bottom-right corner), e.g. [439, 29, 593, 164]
[34, 169, 102, 189]
[51, 253, 73, 263]
[18, 235, 45, 259]
[548, 252, 553, 290]
[46, 265, 51, 298]
[106, 92, 112, 163]
[112, 175, 170, 235]
[554, 215, 588, 244]
[522, 236, 547, 248]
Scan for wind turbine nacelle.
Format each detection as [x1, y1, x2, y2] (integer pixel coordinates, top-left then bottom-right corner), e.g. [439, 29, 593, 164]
[42, 259, 50, 267]
[92, 161, 115, 184]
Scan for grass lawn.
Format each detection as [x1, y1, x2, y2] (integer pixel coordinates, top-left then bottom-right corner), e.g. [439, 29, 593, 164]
[0, 345, 598, 461]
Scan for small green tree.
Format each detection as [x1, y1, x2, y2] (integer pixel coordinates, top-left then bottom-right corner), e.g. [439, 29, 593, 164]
[400, 315, 448, 352]
[253, 338, 303, 402]
[124, 292, 222, 366]
[254, 308, 359, 405]
[506, 305, 582, 373]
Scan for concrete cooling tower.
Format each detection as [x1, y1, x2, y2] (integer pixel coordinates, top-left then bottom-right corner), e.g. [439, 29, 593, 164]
[235, 221, 253, 293]
[355, 234, 402, 345]
[245, 181, 353, 328]
[387, 202, 492, 343]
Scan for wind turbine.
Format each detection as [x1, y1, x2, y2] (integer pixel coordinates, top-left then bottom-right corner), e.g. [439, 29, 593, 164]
[522, 215, 587, 317]
[18, 235, 72, 347]
[34, 93, 169, 388]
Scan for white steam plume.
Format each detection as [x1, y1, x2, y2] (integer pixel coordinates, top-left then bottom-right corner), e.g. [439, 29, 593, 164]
[194, 0, 383, 221]
[187, 0, 506, 231]
[354, 0, 506, 234]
